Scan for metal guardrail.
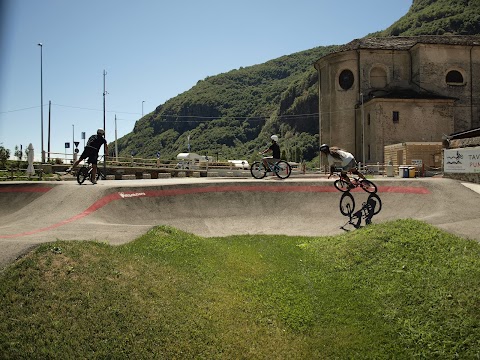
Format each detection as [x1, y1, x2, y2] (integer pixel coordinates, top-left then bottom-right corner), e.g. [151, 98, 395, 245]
[0, 169, 44, 181]
[1, 155, 442, 181]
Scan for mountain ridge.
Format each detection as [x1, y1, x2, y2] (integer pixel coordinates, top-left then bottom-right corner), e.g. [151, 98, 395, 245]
[115, 0, 480, 163]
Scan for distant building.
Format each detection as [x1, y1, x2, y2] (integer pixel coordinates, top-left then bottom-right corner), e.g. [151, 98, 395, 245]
[314, 35, 480, 164]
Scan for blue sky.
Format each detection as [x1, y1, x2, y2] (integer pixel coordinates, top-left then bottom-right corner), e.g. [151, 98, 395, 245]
[0, 0, 412, 161]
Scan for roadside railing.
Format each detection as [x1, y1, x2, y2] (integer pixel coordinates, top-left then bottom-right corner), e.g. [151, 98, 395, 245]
[0, 168, 44, 181]
[1, 153, 443, 181]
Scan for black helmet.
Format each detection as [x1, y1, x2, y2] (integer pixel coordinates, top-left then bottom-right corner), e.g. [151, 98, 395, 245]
[320, 143, 329, 152]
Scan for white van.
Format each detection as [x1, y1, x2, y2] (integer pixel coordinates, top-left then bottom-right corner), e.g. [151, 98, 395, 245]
[176, 153, 208, 169]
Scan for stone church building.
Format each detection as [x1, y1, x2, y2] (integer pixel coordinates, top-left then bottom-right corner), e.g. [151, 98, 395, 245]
[314, 35, 480, 164]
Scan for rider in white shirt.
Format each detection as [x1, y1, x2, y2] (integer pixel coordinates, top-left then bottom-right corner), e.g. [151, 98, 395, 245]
[320, 144, 365, 186]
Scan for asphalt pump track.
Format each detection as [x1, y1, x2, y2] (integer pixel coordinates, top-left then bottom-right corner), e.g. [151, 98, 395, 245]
[1, 177, 479, 269]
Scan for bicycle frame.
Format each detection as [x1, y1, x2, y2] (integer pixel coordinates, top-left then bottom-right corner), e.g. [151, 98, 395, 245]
[76, 156, 104, 184]
[262, 160, 278, 173]
[250, 157, 291, 180]
[332, 170, 377, 193]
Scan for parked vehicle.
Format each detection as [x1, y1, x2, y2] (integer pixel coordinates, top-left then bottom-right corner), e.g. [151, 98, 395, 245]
[175, 153, 208, 170]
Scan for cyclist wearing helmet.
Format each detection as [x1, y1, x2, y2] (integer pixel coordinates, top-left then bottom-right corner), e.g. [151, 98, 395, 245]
[66, 129, 108, 184]
[319, 143, 365, 186]
[261, 135, 281, 172]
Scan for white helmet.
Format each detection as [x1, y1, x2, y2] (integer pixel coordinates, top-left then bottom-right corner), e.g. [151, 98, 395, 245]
[97, 128, 105, 135]
[271, 135, 278, 142]
[320, 143, 329, 152]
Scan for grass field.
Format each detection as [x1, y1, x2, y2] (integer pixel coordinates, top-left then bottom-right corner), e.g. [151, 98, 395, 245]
[1, 219, 479, 359]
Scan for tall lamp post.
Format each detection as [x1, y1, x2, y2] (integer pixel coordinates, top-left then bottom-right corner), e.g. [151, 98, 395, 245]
[38, 43, 44, 163]
[103, 70, 107, 177]
[115, 114, 118, 162]
[360, 93, 366, 168]
[142, 100, 145, 117]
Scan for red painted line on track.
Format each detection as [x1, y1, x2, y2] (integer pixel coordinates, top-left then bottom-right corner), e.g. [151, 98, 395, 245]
[0, 186, 52, 193]
[377, 186, 430, 194]
[0, 184, 429, 239]
[0, 193, 122, 238]
[124, 185, 430, 196]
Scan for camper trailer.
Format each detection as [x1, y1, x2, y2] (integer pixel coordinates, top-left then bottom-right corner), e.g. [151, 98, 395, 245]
[176, 153, 208, 169]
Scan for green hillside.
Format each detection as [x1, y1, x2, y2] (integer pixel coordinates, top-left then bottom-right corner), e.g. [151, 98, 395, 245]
[376, 0, 480, 37]
[114, 0, 480, 163]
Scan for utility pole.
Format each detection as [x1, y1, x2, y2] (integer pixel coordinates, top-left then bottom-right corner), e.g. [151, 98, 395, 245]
[103, 70, 107, 177]
[38, 43, 44, 163]
[361, 93, 366, 168]
[72, 124, 75, 162]
[103, 70, 107, 133]
[48, 100, 51, 162]
[115, 114, 118, 162]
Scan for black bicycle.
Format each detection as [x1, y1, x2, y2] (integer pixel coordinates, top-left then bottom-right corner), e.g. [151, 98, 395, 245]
[76, 157, 105, 185]
[250, 157, 292, 179]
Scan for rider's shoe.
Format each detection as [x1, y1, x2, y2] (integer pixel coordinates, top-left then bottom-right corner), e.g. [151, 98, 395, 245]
[91, 180, 97, 185]
[65, 168, 72, 173]
[347, 183, 355, 190]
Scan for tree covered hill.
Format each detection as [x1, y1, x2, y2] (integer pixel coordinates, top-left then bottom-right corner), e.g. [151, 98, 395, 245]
[376, 0, 480, 37]
[115, 0, 480, 163]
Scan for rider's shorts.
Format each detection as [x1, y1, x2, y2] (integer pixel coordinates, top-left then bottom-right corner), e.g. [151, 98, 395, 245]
[80, 147, 99, 165]
[341, 159, 358, 172]
[265, 157, 280, 165]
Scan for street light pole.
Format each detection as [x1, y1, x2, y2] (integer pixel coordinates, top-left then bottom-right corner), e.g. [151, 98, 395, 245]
[103, 70, 107, 177]
[115, 114, 118, 162]
[103, 70, 107, 133]
[360, 93, 366, 168]
[142, 100, 145, 117]
[72, 124, 75, 162]
[38, 43, 44, 163]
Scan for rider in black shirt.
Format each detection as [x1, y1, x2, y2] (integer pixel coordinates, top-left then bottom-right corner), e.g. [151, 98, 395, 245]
[66, 129, 108, 184]
[261, 135, 281, 171]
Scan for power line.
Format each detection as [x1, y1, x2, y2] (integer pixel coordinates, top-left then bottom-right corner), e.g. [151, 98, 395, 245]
[54, 103, 140, 115]
[0, 105, 41, 114]
[115, 113, 319, 123]
[3, 99, 473, 119]
[0, 102, 320, 118]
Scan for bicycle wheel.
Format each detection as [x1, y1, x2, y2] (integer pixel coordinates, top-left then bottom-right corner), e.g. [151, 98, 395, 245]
[360, 179, 377, 193]
[334, 179, 350, 192]
[77, 167, 89, 184]
[274, 160, 291, 179]
[250, 161, 266, 179]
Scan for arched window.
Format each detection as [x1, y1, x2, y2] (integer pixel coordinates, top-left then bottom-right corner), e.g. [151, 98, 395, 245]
[339, 69, 354, 90]
[446, 70, 464, 85]
[370, 67, 387, 88]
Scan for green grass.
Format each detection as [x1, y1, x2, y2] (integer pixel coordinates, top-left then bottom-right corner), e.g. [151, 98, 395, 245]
[1, 219, 479, 359]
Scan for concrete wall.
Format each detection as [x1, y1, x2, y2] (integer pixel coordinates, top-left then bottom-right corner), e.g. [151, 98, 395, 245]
[363, 98, 454, 163]
[444, 173, 480, 183]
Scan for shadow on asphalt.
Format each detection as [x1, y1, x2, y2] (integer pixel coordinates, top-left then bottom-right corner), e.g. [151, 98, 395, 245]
[339, 192, 383, 231]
